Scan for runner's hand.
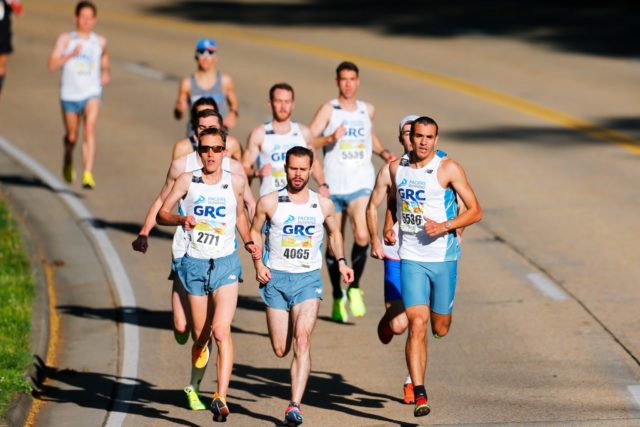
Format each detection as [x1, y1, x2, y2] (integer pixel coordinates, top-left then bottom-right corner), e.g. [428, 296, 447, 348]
[424, 217, 445, 237]
[223, 112, 237, 129]
[370, 239, 385, 259]
[383, 227, 396, 246]
[256, 264, 271, 284]
[340, 265, 354, 284]
[317, 185, 330, 198]
[132, 235, 149, 253]
[182, 216, 196, 231]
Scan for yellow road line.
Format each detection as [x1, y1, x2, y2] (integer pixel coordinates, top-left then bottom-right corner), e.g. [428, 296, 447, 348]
[28, 1, 640, 156]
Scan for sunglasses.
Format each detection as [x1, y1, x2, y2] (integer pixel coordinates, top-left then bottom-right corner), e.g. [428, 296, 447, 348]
[198, 145, 225, 154]
[196, 49, 216, 57]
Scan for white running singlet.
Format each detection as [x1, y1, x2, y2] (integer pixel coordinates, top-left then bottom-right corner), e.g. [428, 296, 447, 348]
[257, 121, 307, 196]
[395, 154, 460, 262]
[172, 155, 231, 259]
[182, 170, 237, 259]
[266, 189, 325, 273]
[321, 99, 374, 195]
[60, 32, 102, 101]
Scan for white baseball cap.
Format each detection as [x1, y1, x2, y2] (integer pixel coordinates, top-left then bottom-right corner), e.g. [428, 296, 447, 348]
[399, 114, 420, 133]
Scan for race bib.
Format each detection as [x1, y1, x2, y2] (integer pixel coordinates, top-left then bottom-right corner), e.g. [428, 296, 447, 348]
[399, 199, 424, 234]
[338, 139, 366, 165]
[271, 168, 287, 190]
[191, 220, 226, 257]
[281, 234, 312, 267]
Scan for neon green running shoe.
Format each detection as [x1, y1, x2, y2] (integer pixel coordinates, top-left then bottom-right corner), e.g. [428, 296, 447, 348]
[348, 288, 366, 317]
[331, 294, 348, 323]
[184, 385, 206, 410]
[63, 161, 75, 184]
[82, 171, 96, 189]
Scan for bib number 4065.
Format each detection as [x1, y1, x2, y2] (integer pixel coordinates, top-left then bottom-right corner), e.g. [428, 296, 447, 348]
[283, 248, 310, 260]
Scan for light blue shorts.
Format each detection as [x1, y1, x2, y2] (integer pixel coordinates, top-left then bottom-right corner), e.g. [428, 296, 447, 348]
[60, 96, 100, 114]
[167, 256, 183, 281]
[259, 269, 323, 311]
[384, 258, 402, 303]
[178, 253, 241, 296]
[330, 188, 372, 213]
[401, 260, 457, 314]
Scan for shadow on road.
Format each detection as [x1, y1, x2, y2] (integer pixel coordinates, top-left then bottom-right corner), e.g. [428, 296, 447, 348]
[56, 304, 269, 337]
[90, 218, 174, 239]
[0, 174, 84, 198]
[447, 116, 640, 148]
[231, 363, 414, 426]
[30, 355, 200, 426]
[143, 0, 639, 58]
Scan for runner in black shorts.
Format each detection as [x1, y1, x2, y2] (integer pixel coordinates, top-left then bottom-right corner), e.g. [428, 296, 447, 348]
[0, 0, 23, 97]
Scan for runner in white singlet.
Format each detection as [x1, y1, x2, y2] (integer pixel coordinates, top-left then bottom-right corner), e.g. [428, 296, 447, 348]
[158, 128, 259, 422]
[250, 146, 353, 425]
[243, 83, 326, 197]
[309, 61, 396, 323]
[47, 1, 109, 189]
[387, 116, 482, 418]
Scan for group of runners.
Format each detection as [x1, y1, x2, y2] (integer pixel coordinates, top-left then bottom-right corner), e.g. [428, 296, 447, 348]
[42, 1, 483, 425]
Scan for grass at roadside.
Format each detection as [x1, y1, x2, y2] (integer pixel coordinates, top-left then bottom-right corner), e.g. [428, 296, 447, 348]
[0, 197, 34, 419]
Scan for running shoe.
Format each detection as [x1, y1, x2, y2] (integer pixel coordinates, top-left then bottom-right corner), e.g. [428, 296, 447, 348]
[82, 171, 96, 189]
[191, 343, 209, 369]
[284, 401, 303, 425]
[347, 287, 366, 317]
[211, 392, 230, 422]
[414, 395, 431, 417]
[403, 383, 415, 404]
[377, 316, 393, 344]
[184, 385, 206, 411]
[63, 161, 75, 184]
[331, 294, 348, 323]
[174, 329, 189, 345]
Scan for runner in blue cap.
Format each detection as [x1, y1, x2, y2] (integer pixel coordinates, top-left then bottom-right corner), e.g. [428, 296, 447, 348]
[174, 37, 239, 133]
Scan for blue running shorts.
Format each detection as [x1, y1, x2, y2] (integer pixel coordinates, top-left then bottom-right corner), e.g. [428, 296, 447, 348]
[384, 258, 402, 303]
[400, 259, 458, 314]
[178, 253, 241, 296]
[60, 96, 100, 114]
[330, 188, 372, 213]
[260, 269, 323, 311]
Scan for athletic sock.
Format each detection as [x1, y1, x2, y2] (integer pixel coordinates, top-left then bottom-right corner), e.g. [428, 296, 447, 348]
[0, 74, 5, 95]
[190, 341, 211, 391]
[326, 250, 343, 299]
[413, 385, 427, 398]
[405, 375, 412, 385]
[348, 243, 369, 290]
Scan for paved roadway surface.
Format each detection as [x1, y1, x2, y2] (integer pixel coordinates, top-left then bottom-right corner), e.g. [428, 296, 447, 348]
[1, 1, 639, 426]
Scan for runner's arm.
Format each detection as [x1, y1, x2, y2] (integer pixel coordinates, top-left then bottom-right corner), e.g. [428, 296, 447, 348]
[301, 125, 328, 193]
[157, 173, 195, 228]
[229, 158, 256, 219]
[366, 164, 391, 259]
[242, 126, 263, 178]
[232, 175, 259, 259]
[367, 103, 395, 162]
[309, 103, 344, 148]
[222, 73, 239, 129]
[47, 33, 75, 72]
[100, 37, 110, 86]
[174, 77, 190, 120]
[321, 197, 354, 283]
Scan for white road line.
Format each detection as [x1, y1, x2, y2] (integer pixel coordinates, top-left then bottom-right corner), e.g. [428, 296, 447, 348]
[629, 385, 640, 408]
[0, 136, 138, 427]
[526, 272, 568, 301]
[119, 61, 168, 81]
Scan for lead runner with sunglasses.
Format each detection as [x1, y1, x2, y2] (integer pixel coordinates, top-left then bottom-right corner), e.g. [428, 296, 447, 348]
[158, 127, 260, 422]
[174, 37, 239, 132]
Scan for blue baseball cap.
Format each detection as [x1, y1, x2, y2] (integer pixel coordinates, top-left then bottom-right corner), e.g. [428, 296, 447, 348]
[196, 38, 217, 52]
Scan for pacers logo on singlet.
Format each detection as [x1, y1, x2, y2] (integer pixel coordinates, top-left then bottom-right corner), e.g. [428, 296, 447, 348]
[281, 215, 316, 265]
[192, 196, 227, 256]
[398, 178, 426, 233]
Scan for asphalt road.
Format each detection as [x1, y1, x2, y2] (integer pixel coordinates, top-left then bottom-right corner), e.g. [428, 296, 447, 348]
[1, 1, 639, 426]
